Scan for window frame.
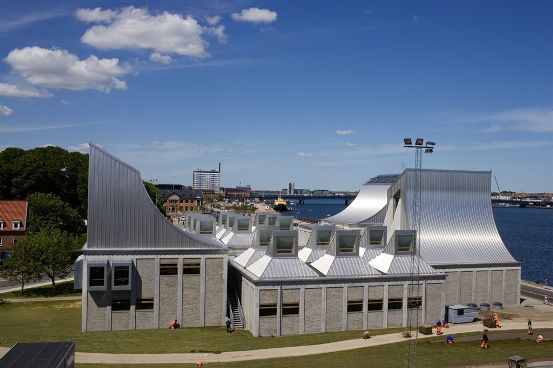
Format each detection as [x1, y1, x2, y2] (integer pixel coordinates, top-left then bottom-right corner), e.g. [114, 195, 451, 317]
[347, 300, 364, 313]
[183, 259, 201, 275]
[199, 220, 214, 235]
[388, 298, 403, 310]
[368, 229, 385, 245]
[111, 264, 131, 290]
[396, 234, 415, 253]
[12, 221, 21, 230]
[367, 299, 384, 311]
[267, 216, 277, 226]
[0, 221, 4, 230]
[278, 218, 292, 230]
[88, 264, 107, 291]
[316, 229, 332, 246]
[259, 304, 277, 317]
[236, 218, 250, 231]
[337, 234, 358, 254]
[282, 302, 300, 316]
[160, 261, 178, 276]
[274, 235, 295, 255]
[258, 229, 272, 247]
[407, 297, 422, 309]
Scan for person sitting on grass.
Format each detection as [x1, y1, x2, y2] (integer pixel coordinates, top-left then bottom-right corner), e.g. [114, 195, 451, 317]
[536, 334, 544, 343]
[436, 321, 443, 335]
[446, 335, 455, 344]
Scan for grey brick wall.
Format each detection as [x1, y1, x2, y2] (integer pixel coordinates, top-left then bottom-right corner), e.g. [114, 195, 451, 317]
[304, 288, 322, 333]
[281, 316, 299, 335]
[387, 310, 403, 327]
[460, 271, 474, 304]
[388, 285, 404, 298]
[136, 258, 155, 299]
[282, 288, 299, 304]
[505, 269, 519, 306]
[444, 272, 459, 305]
[260, 289, 278, 304]
[368, 286, 384, 299]
[347, 312, 363, 330]
[241, 282, 254, 331]
[135, 311, 154, 329]
[259, 316, 277, 336]
[475, 270, 488, 304]
[325, 287, 343, 332]
[491, 270, 503, 303]
[87, 291, 107, 331]
[348, 286, 364, 300]
[367, 311, 383, 328]
[182, 273, 201, 327]
[205, 258, 225, 326]
[112, 311, 130, 330]
[159, 275, 178, 328]
[425, 283, 442, 324]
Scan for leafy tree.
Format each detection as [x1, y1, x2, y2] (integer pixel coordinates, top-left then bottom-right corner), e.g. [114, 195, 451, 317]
[143, 181, 166, 216]
[0, 238, 42, 293]
[26, 193, 86, 235]
[0, 147, 25, 199]
[30, 228, 81, 289]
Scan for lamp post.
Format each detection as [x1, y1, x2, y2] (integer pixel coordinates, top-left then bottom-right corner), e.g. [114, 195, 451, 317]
[403, 138, 435, 368]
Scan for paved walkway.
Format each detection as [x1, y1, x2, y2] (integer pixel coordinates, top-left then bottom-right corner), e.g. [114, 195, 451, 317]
[1, 295, 81, 303]
[1, 320, 548, 365]
[0, 278, 74, 294]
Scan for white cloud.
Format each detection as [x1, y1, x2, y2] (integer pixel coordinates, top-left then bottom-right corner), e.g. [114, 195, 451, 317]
[0, 83, 52, 98]
[79, 6, 220, 58]
[336, 129, 354, 135]
[60, 99, 73, 105]
[231, 8, 277, 24]
[149, 52, 173, 64]
[483, 108, 553, 133]
[75, 7, 117, 23]
[67, 142, 92, 153]
[205, 15, 222, 25]
[297, 151, 313, 157]
[0, 105, 13, 117]
[205, 25, 228, 44]
[5, 47, 130, 92]
[344, 142, 356, 147]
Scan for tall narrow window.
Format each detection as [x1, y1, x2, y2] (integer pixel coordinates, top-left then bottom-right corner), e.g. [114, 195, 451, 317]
[113, 265, 130, 287]
[89, 266, 105, 287]
[369, 230, 385, 245]
[338, 235, 357, 253]
[275, 235, 295, 254]
[316, 230, 332, 246]
[258, 230, 272, 246]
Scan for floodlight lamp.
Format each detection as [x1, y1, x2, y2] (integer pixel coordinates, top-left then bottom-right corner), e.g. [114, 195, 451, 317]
[403, 138, 412, 145]
[425, 148, 433, 154]
[415, 138, 424, 146]
[426, 141, 436, 146]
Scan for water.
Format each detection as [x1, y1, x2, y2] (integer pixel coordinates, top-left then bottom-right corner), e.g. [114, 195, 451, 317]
[289, 199, 553, 283]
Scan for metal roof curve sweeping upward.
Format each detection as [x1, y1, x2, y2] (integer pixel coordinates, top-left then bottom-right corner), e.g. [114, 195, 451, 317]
[86, 143, 225, 251]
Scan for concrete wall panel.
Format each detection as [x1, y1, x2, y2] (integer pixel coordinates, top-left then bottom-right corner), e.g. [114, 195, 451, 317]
[460, 271, 474, 304]
[326, 287, 343, 332]
[205, 258, 225, 326]
[304, 288, 322, 333]
[491, 270, 503, 303]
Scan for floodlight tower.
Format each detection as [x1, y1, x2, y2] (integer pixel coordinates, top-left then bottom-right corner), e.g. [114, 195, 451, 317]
[402, 137, 435, 368]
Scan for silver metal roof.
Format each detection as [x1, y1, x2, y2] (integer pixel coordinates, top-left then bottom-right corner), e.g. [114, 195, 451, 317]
[310, 254, 380, 277]
[324, 181, 391, 225]
[390, 169, 518, 266]
[245, 255, 319, 279]
[86, 144, 224, 252]
[233, 248, 267, 268]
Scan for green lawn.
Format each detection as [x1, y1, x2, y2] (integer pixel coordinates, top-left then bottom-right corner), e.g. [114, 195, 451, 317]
[75, 339, 553, 368]
[0, 281, 80, 299]
[0, 300, 402, 353]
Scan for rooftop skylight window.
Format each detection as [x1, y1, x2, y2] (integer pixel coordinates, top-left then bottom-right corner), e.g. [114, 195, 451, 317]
[268, 216, 277, 226]
[275, 235, 295, 254]
[199, 220, 213, 234]
[338, 234, 357, 253]
[369, 230, 385, 245]
[257, 214, 266, 225]
[397, 234, 414, 253]
[279, 218, 292, 230]
[316, 230, 332, 246]
[236, 219, 250, 231]
[259, 229, 272, 246]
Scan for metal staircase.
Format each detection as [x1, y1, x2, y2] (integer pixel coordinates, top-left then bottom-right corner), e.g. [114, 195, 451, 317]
[227, 284, 244, 330]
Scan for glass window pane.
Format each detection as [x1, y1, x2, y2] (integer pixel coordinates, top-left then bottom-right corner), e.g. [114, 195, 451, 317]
[268, 216, 277, 226]
[397, 235, 414, 252]
[199, 221, 213, 234]
[259, 230, 272, 246]
[113, 266, 130, 286]
[339, 235, 357, 253]
[257, 214, 266, 224]
[275, 236, 294, 254]
[279, 218, 291, 230]
[316, 230, 332, 245]
[237, 219, 250, 231]
[369, 230, 384, 245]
[89, 266, 105, 287]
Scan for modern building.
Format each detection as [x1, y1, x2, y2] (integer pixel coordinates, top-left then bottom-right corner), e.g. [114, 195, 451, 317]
[193, 164, 221, 192]
[77, 145, 227, 332]
[288, 182, 295, 195]
[0, 200, 27, 257]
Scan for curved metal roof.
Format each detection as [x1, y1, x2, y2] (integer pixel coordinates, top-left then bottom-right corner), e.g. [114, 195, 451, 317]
[391, 169, 518, 266]
[324, 179, 394, 225]
[86, 144, 224, 251]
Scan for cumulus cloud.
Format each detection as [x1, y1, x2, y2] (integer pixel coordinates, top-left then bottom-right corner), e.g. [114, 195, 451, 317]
[5, 47, 130, 92]
[75, 7, 117, 23]
[336, 129, 354, 135]
[205, 15, 222, 25]
[0, 83, 51, 98]
[297, 151, 313, 157]
[231, 8, 277, 24]
[149, 52, 173, 64]
[0, 105, 13, 117]
[204, 25, 228, 44]
[78, 6, 224, 58]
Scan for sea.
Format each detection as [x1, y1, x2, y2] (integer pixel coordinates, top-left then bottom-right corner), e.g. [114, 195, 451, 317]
[288, 199, 553, 283]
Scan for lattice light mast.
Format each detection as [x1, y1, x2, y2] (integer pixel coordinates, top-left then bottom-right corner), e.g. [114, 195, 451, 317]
[403, 137, 436, 368]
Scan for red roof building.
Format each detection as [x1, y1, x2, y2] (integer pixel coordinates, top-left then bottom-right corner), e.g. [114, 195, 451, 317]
[0, 200, 28, 255]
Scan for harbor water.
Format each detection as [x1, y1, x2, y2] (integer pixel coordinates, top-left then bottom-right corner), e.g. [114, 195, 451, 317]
[289, 199, 553, 283]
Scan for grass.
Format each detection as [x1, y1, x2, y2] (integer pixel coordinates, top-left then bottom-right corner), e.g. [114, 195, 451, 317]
[0, 281, 80, 299]
[75, 339, 553, 368]
[0, 300, 403, 353]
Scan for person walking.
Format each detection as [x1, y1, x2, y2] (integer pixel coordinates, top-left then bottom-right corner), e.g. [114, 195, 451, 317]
[528, 319, 533, 336]
[481, 329, 489, 349]
[492, 312, 501, 328]
[225, 316, 232, 333]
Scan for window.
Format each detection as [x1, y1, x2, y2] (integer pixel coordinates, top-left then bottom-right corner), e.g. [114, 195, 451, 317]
[113, 265, 130, 287]
[221, 214, 227, 224]
[112, 299, 131, 311]
[236, 219, 250, 231]
[12, 221, 20, 230]
[369, 230, 385, 245]
[347, 300, 363, 313]
[160, 262, 178, 276]
[408, 297, 422, 309]
[388, 298, 403, 310]
[316, 230, 332, 246]
[199, 221, 213, 234]
[275, 236, 294, 254]
[397, 235, 414, 252]
[279, 218, 292, 230]
[282, 303, 299, 315]
[457, 308, 464, 316]
[259, 304, 277, 316]
[338, 235, 357, 253]
[183, 260, 201, 274]
[258, 230, 272, 246]
[136, 298, 154, 310]
[367, 299, 384, 311]
[0, 221, 4, 229]
[257, 214, 266, 225]
[0, 238, 2, 247]
[267, 216, 277, 226]
[227, 217, 235, 228]
[89, 266, 105, 287]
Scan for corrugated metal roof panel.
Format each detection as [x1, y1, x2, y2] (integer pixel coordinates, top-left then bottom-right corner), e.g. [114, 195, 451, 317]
[325, 183, 390, 225]
[246, 255, 319, 279]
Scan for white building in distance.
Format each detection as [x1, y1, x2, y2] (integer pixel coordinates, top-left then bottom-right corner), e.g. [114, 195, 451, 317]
[193, 164, 221, 192]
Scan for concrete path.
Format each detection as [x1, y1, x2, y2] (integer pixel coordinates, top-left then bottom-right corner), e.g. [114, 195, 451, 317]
[21, 320, 553, 365]
[0, 278, 74, 294]
[1, 295, 81, 303]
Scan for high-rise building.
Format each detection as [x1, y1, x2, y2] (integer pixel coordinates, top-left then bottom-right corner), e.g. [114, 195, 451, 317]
[288, 182, 295, 195]
[193, 163, 221, 192]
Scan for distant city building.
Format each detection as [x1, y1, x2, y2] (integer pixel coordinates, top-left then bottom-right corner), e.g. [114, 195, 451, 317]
[156, 184, 187, 191]
[193, 164, 221, 192]
[294, 188, 310, 195]
[0, 200, 27, 258]
[159, 189, 203, 219]
[312, 189, 330, 196]
[222, 186, 252, 199]
[288, 182, 295, 195]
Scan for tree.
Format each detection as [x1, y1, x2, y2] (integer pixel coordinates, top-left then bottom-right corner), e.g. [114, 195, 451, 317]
[143, 181, 166, 216]
[30, 228, 80, 289]
[26, 193, 86, 235]
[0, 238, 42, 293]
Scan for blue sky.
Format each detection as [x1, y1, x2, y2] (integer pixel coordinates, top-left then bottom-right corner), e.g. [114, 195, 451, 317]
[0, 0, 551, 192]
